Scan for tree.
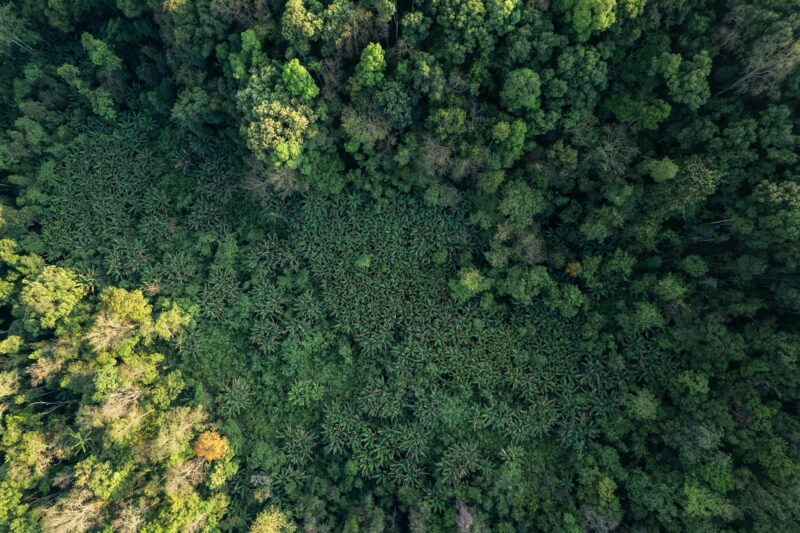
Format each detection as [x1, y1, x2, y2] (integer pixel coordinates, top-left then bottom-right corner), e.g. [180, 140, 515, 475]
[244, 100, 314, 167]
[500, 68, 541, 114]
[225, 28, 268, 81]
[450, 266, 491, 301]
[41, 491, 105, 533]
[250, 508, 296, 533]
[0, 4, 38, 55]
[555, 0, 617, 42]
[194, 430, 230, 461]
[282, 0, 322, 55]
[555, 45, 608, 129]
[85, 287, 154, 351]
[639, 157, 679, 182]
[80, 33, 123, 79]
[355, 42, 386, 87]
[237, 63, 318, 168]
[717, 5, 800, 96]
[501, 265, 555, 304]
[607, 93, 671, 131]
[667, 52, 711, 110]
[18, 265, 85, 333]
[667, 157, 722, 215]
[171, 87, 223, 137]
[56, 64, 117, 119]
[499, 180, 546, 228]
[282, 59, 319, 100]
[210, 0, 270, 24]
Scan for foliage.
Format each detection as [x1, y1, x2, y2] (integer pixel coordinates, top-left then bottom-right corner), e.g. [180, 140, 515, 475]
[355, 42, 386, 88]
[282, 59, 319, 101]
[0, 242, 232, 531]
[194, 430, 230, 461]
[1, 0, 799, 530]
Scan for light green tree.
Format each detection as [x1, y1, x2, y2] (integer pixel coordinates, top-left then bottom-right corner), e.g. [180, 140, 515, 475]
[355, 43, 386, 87]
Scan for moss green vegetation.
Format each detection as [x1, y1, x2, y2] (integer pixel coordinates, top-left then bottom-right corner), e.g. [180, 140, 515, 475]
[1, 0, 799, 531]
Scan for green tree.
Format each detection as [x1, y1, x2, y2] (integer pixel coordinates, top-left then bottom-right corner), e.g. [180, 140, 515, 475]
[56, 64, 117, 119]
[80, 33, 123, 78]
[499, 180, 546, 228]
[607, 93, 671, 131]
[282, 58, 319, 100]
[501, 68, 541, 114]
[0, 4, 38, 55]
[355, 42, 386, 88]
[640, 157, 678, 182]
[282, 0, 321, 55]
[556, 0, 617, 42]
[250, 507, 296, 532]
[244, 100, 314, 168]
[666, 52, 711, 110]
[18, 265, 85, 333]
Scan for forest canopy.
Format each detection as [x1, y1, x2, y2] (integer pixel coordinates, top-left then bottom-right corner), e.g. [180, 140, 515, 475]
[0, 0, 799, 531]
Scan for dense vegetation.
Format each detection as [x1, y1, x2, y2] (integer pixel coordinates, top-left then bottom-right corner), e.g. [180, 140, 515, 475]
[0, 0, 798, 531]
